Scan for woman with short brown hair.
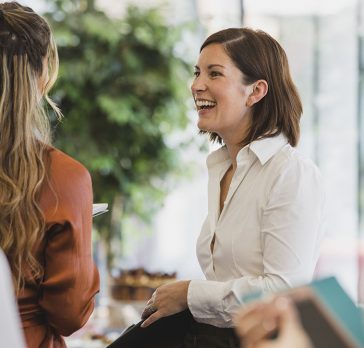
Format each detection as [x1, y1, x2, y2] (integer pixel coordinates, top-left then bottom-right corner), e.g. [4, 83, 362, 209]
[140, 27, 325, 348]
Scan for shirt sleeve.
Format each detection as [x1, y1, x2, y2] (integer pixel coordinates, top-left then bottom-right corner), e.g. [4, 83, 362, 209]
[188, 156, 325, 327]
[38, 153, 100, 336]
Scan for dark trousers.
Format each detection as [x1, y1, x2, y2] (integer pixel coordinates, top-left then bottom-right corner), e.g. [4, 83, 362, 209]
[107, 310, 240, 348]
[182, 320, 240, 348]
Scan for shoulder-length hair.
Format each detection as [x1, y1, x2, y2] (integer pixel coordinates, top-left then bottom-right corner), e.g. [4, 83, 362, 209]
[200, 27, 302, 147]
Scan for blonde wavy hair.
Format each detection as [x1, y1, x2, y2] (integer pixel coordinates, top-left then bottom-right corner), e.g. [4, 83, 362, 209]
[0, 2, 61, 292]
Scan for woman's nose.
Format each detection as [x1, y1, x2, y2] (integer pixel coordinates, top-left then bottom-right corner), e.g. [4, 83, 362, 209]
[191, 76, 207, 94]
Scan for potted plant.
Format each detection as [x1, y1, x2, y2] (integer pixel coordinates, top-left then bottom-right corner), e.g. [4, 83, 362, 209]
[45, 0, 192, 272]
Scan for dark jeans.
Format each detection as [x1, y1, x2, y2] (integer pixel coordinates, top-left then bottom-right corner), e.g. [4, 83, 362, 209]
[182, 320, 240, 348]
[107, 310, 240, 348]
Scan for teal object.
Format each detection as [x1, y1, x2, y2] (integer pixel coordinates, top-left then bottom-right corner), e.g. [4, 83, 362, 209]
[240, 277, 364, 347]
[310, 277, 364, 348]
[241, 290, 263, 303]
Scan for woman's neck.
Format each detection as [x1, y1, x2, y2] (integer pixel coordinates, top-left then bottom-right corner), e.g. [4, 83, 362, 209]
[224, 142, 247, 170]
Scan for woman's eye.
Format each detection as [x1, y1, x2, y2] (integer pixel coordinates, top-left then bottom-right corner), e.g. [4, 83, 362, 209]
[193, 71, 200, 77]
[210, 71, 221, 77]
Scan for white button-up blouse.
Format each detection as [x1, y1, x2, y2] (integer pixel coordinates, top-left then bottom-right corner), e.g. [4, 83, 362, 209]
[187, 134, 325, 327]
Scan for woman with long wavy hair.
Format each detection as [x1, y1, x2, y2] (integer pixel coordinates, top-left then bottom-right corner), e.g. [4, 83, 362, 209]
[0, 2, 99, 347]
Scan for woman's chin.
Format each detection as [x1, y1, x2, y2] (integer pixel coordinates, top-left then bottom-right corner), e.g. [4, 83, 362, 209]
[197, 120, 211, 132]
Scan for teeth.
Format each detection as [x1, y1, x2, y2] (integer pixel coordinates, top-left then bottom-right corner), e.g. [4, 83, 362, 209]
[195, 100, 216, 107]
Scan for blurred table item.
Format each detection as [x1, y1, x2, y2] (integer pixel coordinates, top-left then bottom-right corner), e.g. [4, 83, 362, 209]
[65, 267, 178, 347]
[110, 267, 177, 301]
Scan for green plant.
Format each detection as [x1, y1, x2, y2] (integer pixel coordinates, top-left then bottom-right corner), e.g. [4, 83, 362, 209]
[45, 0, 192, 266]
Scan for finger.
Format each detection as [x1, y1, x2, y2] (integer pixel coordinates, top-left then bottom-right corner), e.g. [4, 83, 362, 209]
[141, 311, 162, 328]
[144, 291, 156, 306]
[235, 303, 279, 346]
[243, 298, 292, 347]
[234, 303, 265, 336]
[275, 298, 313, 347]
[141, 304, 157, 319]
[151, 290, 157, 300]
[243, 316, 278, 346]
[141, 309, 150, 320]
[276, 298, 302, 332]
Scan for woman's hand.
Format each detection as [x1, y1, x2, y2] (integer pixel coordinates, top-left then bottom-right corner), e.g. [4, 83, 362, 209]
[233, 296, 313, 348]
[141, 280, 190, 328]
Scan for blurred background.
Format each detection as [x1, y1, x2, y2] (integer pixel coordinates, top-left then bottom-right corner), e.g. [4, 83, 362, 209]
[20, 0, 364, 346]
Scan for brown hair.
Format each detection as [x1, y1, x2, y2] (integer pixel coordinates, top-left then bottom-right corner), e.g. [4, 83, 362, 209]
[200, 27, 302, 147]
[0, 2, 61, 291]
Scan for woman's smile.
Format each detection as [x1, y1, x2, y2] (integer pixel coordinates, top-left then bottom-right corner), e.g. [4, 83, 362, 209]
[195, 98, 217, 117]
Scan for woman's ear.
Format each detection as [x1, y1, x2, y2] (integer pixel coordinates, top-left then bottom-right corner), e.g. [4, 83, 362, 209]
[246, 80, 268, 107]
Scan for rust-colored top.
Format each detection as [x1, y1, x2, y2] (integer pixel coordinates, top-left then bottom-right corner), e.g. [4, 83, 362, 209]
[17, 148, 100, 348]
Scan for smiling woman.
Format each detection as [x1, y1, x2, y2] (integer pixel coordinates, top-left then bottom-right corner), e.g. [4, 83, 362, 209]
[136, 27, 326, 348]
[192, 43, 264, 145]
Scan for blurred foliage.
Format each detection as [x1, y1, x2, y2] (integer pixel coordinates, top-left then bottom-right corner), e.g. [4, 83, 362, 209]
[45, 0, 192, 262]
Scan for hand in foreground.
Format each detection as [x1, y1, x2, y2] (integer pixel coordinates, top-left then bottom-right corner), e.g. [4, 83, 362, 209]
[233, 296, 313, 348]
[141, 280, 190, 328]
